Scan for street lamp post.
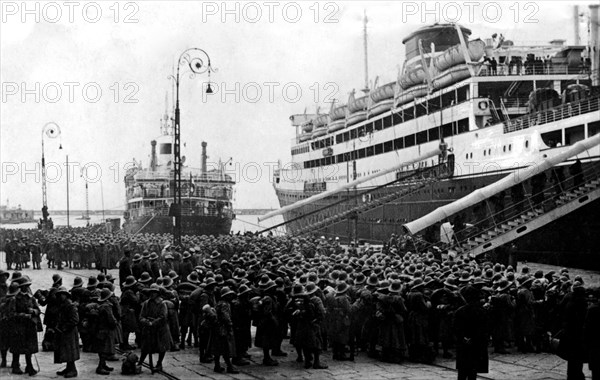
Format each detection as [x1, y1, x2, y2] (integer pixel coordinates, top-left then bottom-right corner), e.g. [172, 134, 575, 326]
[168, 48, 214, 246]
[41, 122, 62, 229]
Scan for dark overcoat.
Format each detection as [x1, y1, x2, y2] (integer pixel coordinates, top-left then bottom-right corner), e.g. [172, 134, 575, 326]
[454, 303, 489, 373]
[53, 298, 80, 363]
[584, 303, 600, 371]
[93, 302, 117, 354]
[211, 300, 236, 356]
[254, 295, 280, 349]
[139, 297, 172, 353]
[8, 292, 42, 354]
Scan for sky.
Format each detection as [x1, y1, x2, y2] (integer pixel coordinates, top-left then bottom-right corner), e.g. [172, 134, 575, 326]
[1, 0, 596, 212]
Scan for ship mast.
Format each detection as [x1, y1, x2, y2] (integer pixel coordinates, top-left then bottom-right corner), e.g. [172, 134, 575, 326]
[362, 9, 370, 94]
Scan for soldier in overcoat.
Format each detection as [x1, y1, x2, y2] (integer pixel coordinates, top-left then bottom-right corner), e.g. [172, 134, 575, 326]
[8, 276, 42, 376]
[52, 287, 80, 378]
[138, 284, 172, 373]
[211, 287, 239, 374]
[93, 288, 117, 375]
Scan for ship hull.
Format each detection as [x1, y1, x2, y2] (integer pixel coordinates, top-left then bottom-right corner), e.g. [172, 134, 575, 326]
[275, 164, 600, 269]
[122, 214, 232, 236]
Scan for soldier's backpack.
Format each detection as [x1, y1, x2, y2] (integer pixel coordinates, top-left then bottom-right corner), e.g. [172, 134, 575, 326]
[121, 352, 142, 375]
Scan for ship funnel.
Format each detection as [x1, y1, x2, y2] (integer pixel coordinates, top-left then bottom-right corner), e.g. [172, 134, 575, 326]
[201, 141, 207, 174]
[150, 140, 157, 171]
[590, 4, 599, 87]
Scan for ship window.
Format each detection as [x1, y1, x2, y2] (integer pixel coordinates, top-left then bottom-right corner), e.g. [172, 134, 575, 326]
[457, 118, 469, 134]
[374, 119, 383, 131]
[541, 130, 562, 147]
[483, 150, 486, 156]
[442, 123, 453, 138]
[589, 121, 600, 136]
[488, 149, 491, 155]
[159, 143, 172, 154]
[416, 131, 427, 144]
[509, 144, 512, 151]
[366, 146, 374, 157]
[383, 116, 393, 129]
[358, 148, 366, 159]
[375, 143, 383, 155]
[383, 141, 393, 152]
[393, 112, 403, 125]
[428, 127, 439, 141]
[394, 137, 404, 150]
[470, 153, 473, 159]
[457, 86, 468, 102]
[350, 129, 358, 140]
[365, 123, 374, 134]
[525, 141, 529, 148]
[503, 146, 506, 152]
[405, 134, 415, 148]
[466, 154, 468, 160]
[565, 125, 584, 145]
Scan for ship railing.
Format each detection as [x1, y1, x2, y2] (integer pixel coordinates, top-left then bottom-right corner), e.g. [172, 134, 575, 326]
[153, 205, 232, 218]
[500, 97, 530, 109]
[479, 64, 590, 77]
[503, 96, 600, 133]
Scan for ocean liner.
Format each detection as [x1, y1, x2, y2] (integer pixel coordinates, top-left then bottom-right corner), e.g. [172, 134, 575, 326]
[266, 7, 600, 266]
[122, 104, 235, 236]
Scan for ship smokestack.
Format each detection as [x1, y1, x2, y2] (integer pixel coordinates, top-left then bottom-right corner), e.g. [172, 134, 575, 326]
[574, 5, 580, 45]
[590, 4, 599, 87]
[201, 141, 207, 174]
[150, 140, 157, 171]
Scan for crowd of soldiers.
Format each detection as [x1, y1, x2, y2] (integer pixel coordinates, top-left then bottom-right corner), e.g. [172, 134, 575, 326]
[0, 229, 599, 380]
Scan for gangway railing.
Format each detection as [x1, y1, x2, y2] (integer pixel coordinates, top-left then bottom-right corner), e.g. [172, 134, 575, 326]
[258, 163, 450, 235]
[447, 163, 600, 258]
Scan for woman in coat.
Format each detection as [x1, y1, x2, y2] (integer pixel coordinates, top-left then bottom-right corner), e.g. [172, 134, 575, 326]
[138, 284, 172, 373]
[211, 287, 239, 374]
[454, 285, 489, 380]
[53, 287, 80, 378]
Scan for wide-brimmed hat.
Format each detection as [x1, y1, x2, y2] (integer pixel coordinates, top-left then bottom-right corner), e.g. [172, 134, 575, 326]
[139, 272, 153, 284]
[458, 272, 473, 283]
[123, 276, 137, 288]
[305, 282, 318, 296]
[388, 280, 402, 293]
[354, 273, 366, 285]
[10, 271, 22, 281]
[261, 280, 277, 291]
[149, 252, 158, 261]
[443, 275, 458, 289]
[291, 284, 305, 297]
[495, 278, 511, 292]
[220, 286, 235, 299]
[366, 274, 379, 287]
[210, 250, 221, 259]
[146, 283, 161, 293]
[519, 276, 534, 288]
[6, 283, 20, 297]
[87, 276, 98, 289]
[187, 272, 200, 284]
[336, 282, 349, 295]
[182, 251, 191, 260]
[52, 274, 62, 286]
[56, 286, 70, 297]
[168, 270, 179, 280]
[162, 277, 174, 289]
[98, 288, 113, 302]
[132, 254, 142, 262]
[16, 276, 32, 288]
[164, 254, 174, 260]
[238, 284, 252, 296]
[410, 278, 424, 291]
[72, 277, 83, 288]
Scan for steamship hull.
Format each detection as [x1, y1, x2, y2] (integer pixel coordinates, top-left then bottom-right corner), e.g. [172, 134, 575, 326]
[122, 214, 233, 236]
